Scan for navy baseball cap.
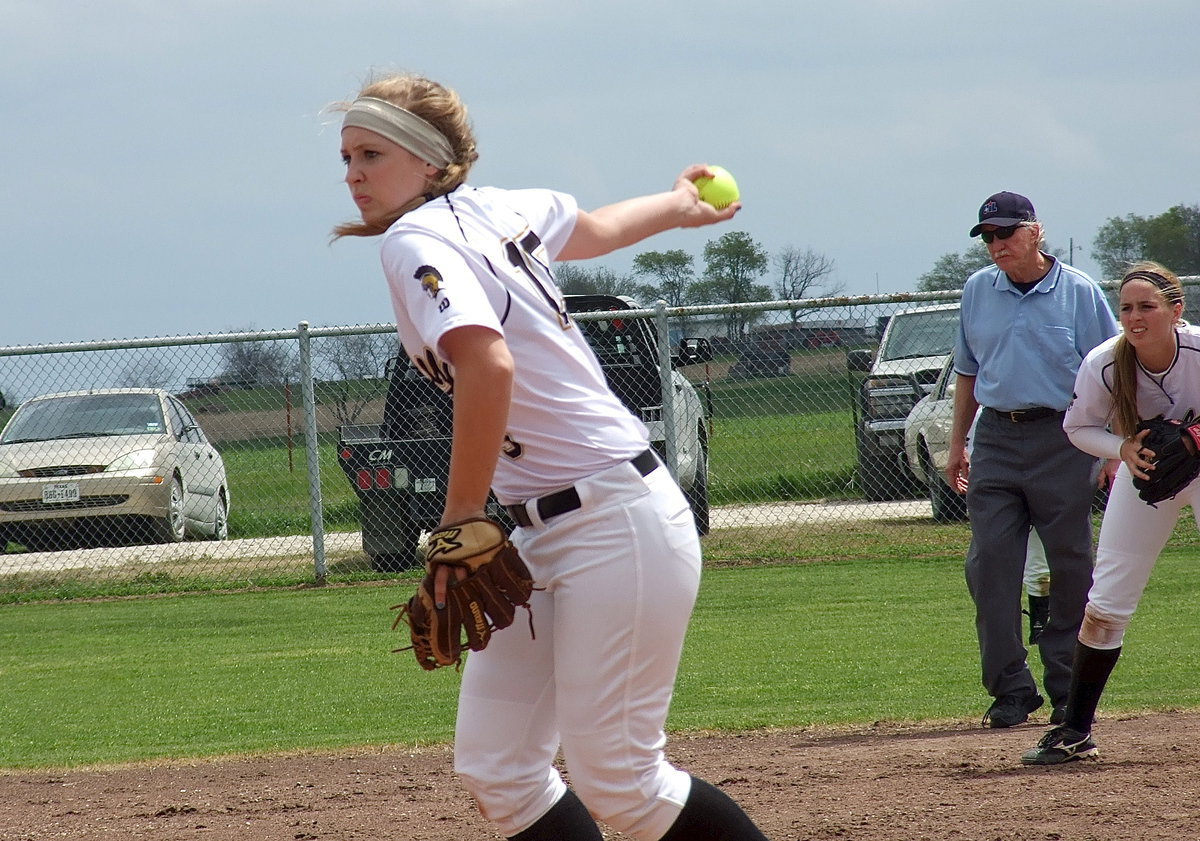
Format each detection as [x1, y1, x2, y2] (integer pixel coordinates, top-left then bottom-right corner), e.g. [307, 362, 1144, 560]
[969, 191, 1037, 237]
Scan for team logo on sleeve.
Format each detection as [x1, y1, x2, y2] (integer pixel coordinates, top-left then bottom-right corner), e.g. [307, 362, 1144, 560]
[415, 265, 443, 299]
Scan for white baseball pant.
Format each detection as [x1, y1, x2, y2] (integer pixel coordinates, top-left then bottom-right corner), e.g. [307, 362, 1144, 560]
[454, 458, 699, 840]
[1082, 463, 1200, 649]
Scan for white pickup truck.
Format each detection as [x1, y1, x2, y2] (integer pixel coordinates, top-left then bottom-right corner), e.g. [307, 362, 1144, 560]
[337, 294, 713, 571]
[847, 302, 960, 501]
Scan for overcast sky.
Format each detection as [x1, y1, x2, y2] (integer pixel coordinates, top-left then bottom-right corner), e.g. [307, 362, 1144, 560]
[3, 0, 1198, 347]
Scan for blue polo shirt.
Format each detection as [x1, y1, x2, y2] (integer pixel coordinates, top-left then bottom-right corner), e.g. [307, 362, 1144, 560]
[953, 256, 1118, 412]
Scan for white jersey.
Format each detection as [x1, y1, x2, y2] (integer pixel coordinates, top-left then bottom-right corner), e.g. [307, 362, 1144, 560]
[379, 184, 649, 503]
[1064, 323, 1200, 459]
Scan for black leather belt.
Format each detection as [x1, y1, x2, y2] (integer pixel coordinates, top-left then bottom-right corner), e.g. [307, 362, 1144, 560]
[506, 449, 659, 528]
[986, 406, 1063, 423]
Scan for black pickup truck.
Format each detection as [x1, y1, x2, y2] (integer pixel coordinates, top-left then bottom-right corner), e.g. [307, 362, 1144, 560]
[336, 294, 713, 571]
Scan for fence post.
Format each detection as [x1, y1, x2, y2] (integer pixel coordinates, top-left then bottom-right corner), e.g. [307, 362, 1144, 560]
[297, 321, 328, 584]
[653, 300, 679, 479]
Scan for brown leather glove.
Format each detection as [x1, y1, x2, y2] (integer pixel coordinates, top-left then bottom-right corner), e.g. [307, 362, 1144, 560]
[392, 518, 536, 670]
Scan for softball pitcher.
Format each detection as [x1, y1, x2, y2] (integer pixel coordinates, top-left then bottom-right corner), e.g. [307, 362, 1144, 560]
[332, 73, 769, 841]
[1023, 261, 1200, 765]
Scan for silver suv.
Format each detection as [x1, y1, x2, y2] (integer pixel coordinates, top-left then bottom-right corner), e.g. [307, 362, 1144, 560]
[847, 302, 960, 501]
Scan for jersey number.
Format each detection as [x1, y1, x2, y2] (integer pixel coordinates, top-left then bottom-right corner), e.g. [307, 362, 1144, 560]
[504, 231, 571, 330]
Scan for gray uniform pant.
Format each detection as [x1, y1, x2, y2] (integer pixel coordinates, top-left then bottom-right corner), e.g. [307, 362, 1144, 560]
[965, 409, 1096, 706]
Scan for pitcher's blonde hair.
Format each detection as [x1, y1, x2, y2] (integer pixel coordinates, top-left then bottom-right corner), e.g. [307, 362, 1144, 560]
[331, 73, 479, 239]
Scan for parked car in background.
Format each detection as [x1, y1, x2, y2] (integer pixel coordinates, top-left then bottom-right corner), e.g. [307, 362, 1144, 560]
[903, 355, 967, 522]
[0, 389, 230, 552]
[728, 344, 791, 380]
[905, 353, 1110, 523]
[847, 302, 960, 500]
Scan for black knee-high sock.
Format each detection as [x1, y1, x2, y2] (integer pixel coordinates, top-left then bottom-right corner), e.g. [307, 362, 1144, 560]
[508, 789, 602, 841]
[1064, 642, 1122, 734]
[658, 776, 769, 841]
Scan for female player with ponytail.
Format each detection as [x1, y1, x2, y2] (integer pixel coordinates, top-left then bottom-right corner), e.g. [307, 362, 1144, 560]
[1022, 261, 1200, 765]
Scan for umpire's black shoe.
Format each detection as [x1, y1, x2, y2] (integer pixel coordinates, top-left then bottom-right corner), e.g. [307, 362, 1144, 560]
[982, 692, 1044, 728]
[1021, 726, 1098, 765]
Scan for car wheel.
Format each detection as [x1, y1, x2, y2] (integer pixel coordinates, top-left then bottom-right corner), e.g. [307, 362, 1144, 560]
[923, 444, 967, 522]
[858, 451, 907, 501]
[684, 437, 710, 536]
[369, 523, 422, 573]
[151, 476, 187, 543]
[209, 493, 229, 541]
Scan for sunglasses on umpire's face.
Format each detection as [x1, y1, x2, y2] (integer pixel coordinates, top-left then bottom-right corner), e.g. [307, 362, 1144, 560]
[980, 225, 1023, 244]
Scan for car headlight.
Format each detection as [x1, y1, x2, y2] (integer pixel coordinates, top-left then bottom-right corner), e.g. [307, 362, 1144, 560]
[105, 449, 159, 472]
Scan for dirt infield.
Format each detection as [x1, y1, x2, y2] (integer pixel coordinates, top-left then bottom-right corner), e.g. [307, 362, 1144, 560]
[3, 710, 1198, 840]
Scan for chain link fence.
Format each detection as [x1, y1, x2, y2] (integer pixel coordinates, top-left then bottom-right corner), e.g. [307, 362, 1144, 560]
[2, 280, 1195, 599]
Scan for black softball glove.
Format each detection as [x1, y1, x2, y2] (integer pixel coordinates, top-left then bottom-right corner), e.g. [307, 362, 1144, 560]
[1131, 414, 1200, 506]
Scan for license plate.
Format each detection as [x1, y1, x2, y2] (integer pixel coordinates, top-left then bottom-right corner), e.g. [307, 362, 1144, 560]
[42, 482, 81, 504]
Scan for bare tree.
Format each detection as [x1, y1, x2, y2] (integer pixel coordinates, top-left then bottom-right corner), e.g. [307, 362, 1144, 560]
[316, 333, 398, 425]
[220, 337, 296, 387]
[773, 246, 841, 324]
[118, 356, 177, 390]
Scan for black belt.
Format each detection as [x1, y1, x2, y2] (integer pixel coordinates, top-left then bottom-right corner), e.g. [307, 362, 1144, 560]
[506, 449, 659, 528]
[986, 406, 1063, 423]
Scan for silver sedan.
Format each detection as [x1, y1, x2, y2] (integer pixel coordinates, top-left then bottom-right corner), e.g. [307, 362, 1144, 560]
[0, 388, 230, 551]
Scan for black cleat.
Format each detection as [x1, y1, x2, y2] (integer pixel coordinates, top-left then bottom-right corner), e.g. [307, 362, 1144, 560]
[982, 693, 1044, 728]
[1021, 726, 1098, 765]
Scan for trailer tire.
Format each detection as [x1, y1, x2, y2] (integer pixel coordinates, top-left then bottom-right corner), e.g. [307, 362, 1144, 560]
[368, 523, 422, 573]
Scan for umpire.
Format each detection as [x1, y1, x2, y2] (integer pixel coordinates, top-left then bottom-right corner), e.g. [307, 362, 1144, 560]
[946, 192, 1118, 728]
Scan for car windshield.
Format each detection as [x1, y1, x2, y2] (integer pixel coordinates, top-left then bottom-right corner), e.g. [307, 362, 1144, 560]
[0, 394, 166, 444]
[882, 310, 960, 361]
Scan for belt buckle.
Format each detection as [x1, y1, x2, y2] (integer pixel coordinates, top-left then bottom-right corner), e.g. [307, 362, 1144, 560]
[1008, 410, 1026, 422]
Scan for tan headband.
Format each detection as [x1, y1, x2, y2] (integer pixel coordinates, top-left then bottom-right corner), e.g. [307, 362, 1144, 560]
[342, 97, 454, 169]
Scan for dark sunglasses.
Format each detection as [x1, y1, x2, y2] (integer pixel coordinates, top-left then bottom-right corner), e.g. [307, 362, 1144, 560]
[980, 225, 1023, 244]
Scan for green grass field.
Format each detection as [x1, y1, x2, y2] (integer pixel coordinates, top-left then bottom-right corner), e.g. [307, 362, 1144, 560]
[219, 436, 362, 536]
[3, 521, 1198, 770]
[710, 411, 857, 503]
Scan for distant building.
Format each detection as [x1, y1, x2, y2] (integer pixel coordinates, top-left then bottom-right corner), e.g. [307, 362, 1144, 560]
[747, 318, 872, 351]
